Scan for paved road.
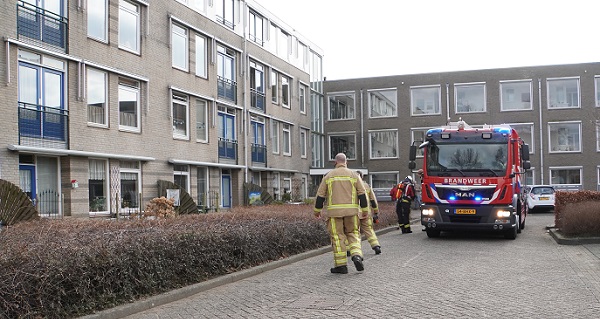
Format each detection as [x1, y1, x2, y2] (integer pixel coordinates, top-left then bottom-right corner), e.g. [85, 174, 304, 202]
[120, 212, 600, 319]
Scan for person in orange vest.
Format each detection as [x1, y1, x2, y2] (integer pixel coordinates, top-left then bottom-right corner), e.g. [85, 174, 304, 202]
[393, 176, 416, 233]
[356, 171, 381, 254]
[314, 153, 369, 274]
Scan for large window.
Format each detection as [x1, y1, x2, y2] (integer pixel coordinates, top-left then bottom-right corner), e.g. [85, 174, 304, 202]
[172, 23, 188, 71]
[547, 77, 580, 109]
[369, 130, 397, 159]
[215, 0, 234, 29]
[411, 85, 441, 115]
[88, 0, 107, 41]
[369, 89, 397, 118]
[119, 0, 140, 53]
[282, 76, 290, 108]
[299, 84, 307, 114]
[195, 34, 207, 78]
[329, 134, 356, 160]
[197, 167, 208, 207]
[500, 80, 532, 111]
[250, 61, 265, 111]
[119, 79, 140, 132]
[87, 68, 107, 126]
[120, 161, 140, 211]
[328, 92, 355, 120]
[596, 76, 600, 107]
[550, 167, 582, 188]
[271, 120, 279, 154]
[509, 123, 534, 153]
[271, 70, 278, 103]
[278, 30, 291, 60]
[371, 172, 398, 189]
[174, 164, 189, 192]
[172, 93, 189, 139]
[217, 44, 236, 102]
[89, 159, 108, 214]
[300, 129, 308, 158]
[249, 11, 264, 45]
[196, 99, 208, 142]
[548, 121, 581, 153]
[283, 123, 291, 156]
[455, 83, 485, 113]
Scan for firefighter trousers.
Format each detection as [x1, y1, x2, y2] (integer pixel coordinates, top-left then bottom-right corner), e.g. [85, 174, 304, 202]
[327, 215, 362, 267]
[396, 200, 412, 232]
[359, 216, 380, 248]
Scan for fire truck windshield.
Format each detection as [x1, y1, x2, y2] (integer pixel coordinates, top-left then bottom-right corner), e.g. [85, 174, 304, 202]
[426, 143, 508, 176]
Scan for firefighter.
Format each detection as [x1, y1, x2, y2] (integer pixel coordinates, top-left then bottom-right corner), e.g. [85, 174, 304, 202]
[314, 153, 369, 274]
[396, 176, 416, 234]
[356, 171, 382, 254]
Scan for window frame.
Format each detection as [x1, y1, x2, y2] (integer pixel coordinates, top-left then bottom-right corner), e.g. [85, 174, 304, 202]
[454, 82, 486, 114]
[328, 133, 357, 161]
[281, 75, 290, 108]
[549, 166, 582, 189]
[270, 69, 278, 104]
[328, 92, 356, 121]
[547, 77, 580, 109]
[410, 85, 441, 116]
[87, 0, 108, 42]
[271, 120, 279, 154]
[368, 88, 397, 118]
[171, 23, 189, 71]
[500, 79, 533, 111]
[369, 129, 398, 159]
[547, 121, 582, 153]
[86, 67, 108, 127]
[300, 128, 307, 158]
[299, 84, 307, 114]
[172, 93, 189, 140]
[118, 79, 141, 133]
[196, 98, 208, 143]
[195, 34, 207, 78]
[118, 0, 141, 54]
[282, 123, 291, 156]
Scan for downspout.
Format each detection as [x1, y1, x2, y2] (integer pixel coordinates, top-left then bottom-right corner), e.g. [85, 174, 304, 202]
[446, 83, 450, 123]
[242, 0, 248, 184]
[360, 89, 364, 165]
[538, 78, 544, 184]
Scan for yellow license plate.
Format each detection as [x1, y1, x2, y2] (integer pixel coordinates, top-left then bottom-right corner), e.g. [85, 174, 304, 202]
[539, 197, 549, 200]
[455, 209, 476, 215]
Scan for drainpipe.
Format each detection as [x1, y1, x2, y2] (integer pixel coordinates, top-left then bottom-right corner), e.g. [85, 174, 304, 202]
[242, 0, 248, 184]
[538, 78, 544, 184]
[446, 83, 450, 123]
[360, 89, 364, 165]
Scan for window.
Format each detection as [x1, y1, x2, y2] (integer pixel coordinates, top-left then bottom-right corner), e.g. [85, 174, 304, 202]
[195, 34, 207, 78]
[369, 89, 397, 118]
[283, 123, 291, 156]
[550, 167, 582, 187]
[328, 92, 355, 120]
[197, 167, 208, 207]
[118, 79, 140, 132]
[548, 121, 581, 152]
[120, 161, 140, 211]
[278, 30, 291, 60]
[455, 83, 485, 113]
[88, 0, 107, 41]
[411, 128, 430, 158]
[217, 45, 236, 102]
[177, 0, 206, 13]
[298, 42, 308, 71]
[329, 134, 356, 160]
[271, 70, 278, 103]
[119, 0, 140, 53]
[250, 116, 266, 163]
[369, 130, 398, 159]
[596, 121, 600, 152]
[371, 172, 398, 189]
[89, 159, 108, 214]
[300, 129, 307, 158]
[172, 24, 188, 71]
[596, 76, 600, 107]
[500, 80, 532, 111]
[87, 68, 107, 126]
[547, 77, 580, 109]
[299, 84, 307, 114]
[215, 0, 234, 29]
[217, 106, 236, 159]
[196, 99, 208, 142]
[272, 120, 279, 154]
[250, 61, 265, 111]
[172, 93, 189, 139]
[411, 86, 441, 115]
[509, 123, 534, 153]
[17, 0, 67, 49]
[282, 76, 290, 108]
[249, 11, 264, 45]
[174, 165, 189, 192]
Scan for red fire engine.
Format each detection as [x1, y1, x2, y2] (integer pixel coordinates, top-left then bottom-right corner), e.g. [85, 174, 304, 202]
[408, 119, 531, 239]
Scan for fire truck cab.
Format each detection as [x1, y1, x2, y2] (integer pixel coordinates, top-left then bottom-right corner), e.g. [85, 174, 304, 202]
[409, 119, 530, 239]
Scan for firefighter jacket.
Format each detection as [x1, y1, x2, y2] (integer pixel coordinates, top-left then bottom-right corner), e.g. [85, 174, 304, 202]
[360, 181, 379, 219]
[400, 182, 416, 203]
[314, 163, 368, 218]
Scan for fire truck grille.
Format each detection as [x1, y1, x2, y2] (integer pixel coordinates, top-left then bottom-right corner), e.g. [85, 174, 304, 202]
[436, 187, 496, 200]
[448, 215, 482, 223]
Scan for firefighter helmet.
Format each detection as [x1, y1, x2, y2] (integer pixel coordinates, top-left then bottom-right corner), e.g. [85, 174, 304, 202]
[405, 176, 413, 183]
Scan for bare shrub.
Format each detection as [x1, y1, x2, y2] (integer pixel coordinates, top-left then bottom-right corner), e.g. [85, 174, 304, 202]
[557, 200, 600, 236]
[144, 196, 176, 219]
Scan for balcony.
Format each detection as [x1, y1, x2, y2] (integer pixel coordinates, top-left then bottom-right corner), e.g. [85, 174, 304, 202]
[250, 88, 266, 112]
[18, 102, 69, 149]
[217, 76, 237, 103]
[251, 143, 266, 165]
[17, 0, 68, 52]
[218, 137, 237, 162]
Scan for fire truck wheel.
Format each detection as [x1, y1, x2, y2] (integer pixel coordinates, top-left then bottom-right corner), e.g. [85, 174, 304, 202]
[504, 226, 518, 240]
[426, 229, 441, 238]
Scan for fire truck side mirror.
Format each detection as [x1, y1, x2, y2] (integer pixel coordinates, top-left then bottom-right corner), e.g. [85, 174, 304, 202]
[409, 161, 416, 170]
[409, 145, 417, 161]
[521, 144, 530, 161]
[523, 161, 531, 170]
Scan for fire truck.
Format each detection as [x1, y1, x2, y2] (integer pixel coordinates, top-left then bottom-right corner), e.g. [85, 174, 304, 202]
[408, 119, 531, 239]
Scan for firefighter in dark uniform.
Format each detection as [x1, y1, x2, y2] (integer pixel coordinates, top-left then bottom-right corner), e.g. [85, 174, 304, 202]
[314, 153, 369, 274]
[397, 176, 416, 233]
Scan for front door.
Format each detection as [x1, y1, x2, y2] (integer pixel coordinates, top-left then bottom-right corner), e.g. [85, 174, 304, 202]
[221, 171, 231, 208]
[19, 164, 37, 206]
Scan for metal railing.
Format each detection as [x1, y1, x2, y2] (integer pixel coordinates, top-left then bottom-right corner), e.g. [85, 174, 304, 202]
[17, 0, 68, 51]
[250, 88, 266, 112]
[18, 102, 69, 144]
[251, 143, 266, 163]
[217, 76, 237, 102]
[218, 137, 238, 159]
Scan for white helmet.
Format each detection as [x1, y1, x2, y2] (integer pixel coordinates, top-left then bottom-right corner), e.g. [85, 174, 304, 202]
[405, 176, 413, 183]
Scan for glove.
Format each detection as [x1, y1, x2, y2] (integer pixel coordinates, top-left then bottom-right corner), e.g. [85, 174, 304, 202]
[372, 213, 379, 224]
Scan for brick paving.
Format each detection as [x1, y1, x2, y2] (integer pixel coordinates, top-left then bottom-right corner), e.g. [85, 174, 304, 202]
[84, 212, 600, 319]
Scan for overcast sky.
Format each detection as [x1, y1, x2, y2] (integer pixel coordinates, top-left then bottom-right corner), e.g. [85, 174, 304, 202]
[255, 0, 600, 80]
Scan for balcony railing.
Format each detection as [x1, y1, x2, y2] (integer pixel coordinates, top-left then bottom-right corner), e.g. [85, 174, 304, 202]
[18, 102, 69, 146]
[250, 88, 266, 112]
[217, 76, 237, 103]
[218, 137, 237, 160]
[251, 143, 266, 163]
[17, 0, 68, 52]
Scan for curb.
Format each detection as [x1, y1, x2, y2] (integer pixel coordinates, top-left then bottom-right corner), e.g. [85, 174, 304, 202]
[80, 224, 405, 319]
[548, 228, 600, 245]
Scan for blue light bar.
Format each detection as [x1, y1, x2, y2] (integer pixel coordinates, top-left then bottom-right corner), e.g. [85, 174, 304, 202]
[493, 127, 511, 134]
[449, 196, 456, 200]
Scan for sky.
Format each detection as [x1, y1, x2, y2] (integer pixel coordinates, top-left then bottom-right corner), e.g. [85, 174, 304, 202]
[254, 0, 600, 80]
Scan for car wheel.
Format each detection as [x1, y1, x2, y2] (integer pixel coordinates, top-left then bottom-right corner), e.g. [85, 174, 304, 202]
[426, 229, 441, 238]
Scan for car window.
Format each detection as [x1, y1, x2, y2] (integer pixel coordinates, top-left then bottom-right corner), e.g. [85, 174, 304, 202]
[532, 187, 554, 195]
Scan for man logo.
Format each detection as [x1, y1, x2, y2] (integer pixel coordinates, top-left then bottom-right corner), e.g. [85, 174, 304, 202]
[455, 192, 475, 198]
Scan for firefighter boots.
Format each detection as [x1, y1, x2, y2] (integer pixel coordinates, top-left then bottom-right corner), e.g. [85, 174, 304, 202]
[352, 255, 364, 271]
[330, 265, 348, 274]
[373, 246, 381, 255]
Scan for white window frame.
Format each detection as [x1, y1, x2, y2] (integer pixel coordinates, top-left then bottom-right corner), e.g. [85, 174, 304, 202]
[547, 77, 580, 109]
[174, 164, 190, 192]
[549, 166, 582, 189]
[329, 133, 357, 160]
[368, 88, 397, 118]
[195, 34, 207, 78]
[118, 0, 140, 54]
[86, 67, 108, 127]
[88, 158, 109, 216]
[369, 129, 398, 159]
[271, 69, 278, 104]
[249, 10, 264, 46]
[370, 171, 399, 190]
[120, 161, 141, 213]
[300, 128, 307, 158]
[172, 93, 189, 140]
[455, 82, 486, 114]
[299, 84, 307, 114]
[283, 123, 291, 156]
[548, 121, 581, 153]
[282, 75, 290, 108]
[118, 80, 141, 133]
[328, 92, 356, 121]
[172, 23, 189, 71]
[87, 0, 108, 42]
[410, 85, 441, 116]
[196, 98, 208, 143]
[500, 79, 532, 111]
[271, 120, 279, 154]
